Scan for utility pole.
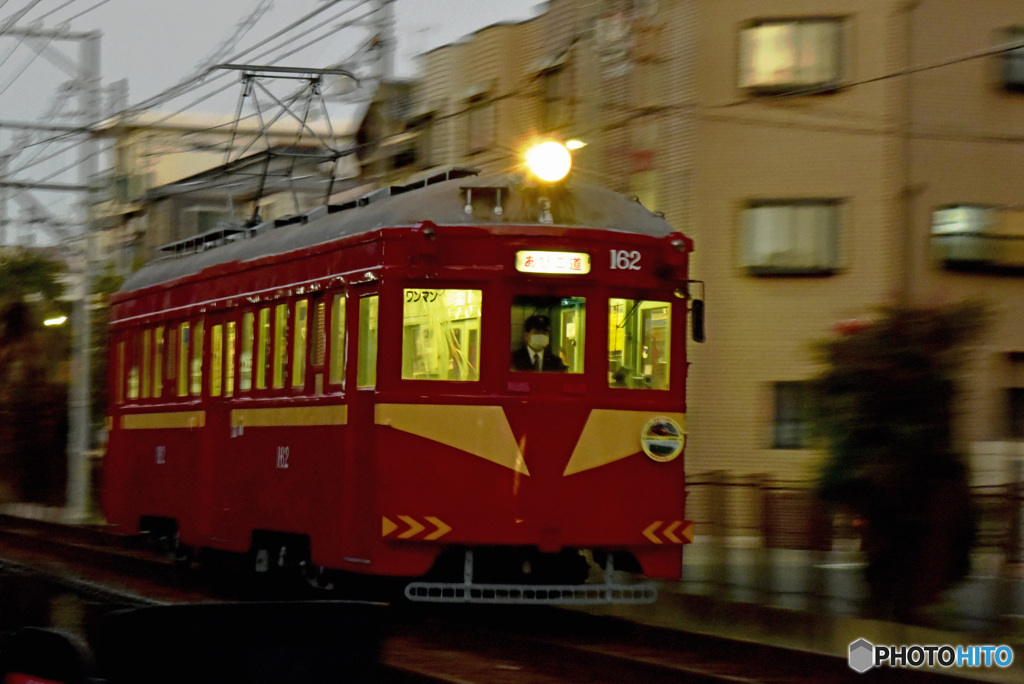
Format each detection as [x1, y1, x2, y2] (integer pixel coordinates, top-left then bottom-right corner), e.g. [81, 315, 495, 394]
[0, 152, 8, 244]
[377, 0, 396, 81]
[1, 24, 103, 521]
[66, 30, 102, 522]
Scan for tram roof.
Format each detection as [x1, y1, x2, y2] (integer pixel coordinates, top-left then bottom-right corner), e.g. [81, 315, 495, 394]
[121, 171, 676, 293]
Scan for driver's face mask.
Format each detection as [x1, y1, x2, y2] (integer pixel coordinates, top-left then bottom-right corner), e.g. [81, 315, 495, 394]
[529, 333, 550, 350]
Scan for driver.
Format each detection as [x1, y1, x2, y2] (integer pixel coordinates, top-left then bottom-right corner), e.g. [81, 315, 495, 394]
[511, 314, 568, 372]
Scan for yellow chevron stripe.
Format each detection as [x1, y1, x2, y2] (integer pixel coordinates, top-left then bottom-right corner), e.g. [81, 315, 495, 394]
[375, 403, 528, 475]
[564, 410, 686, 476]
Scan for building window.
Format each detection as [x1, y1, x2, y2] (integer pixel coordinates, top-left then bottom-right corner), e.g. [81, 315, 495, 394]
[1003, 27, 1024, 91]
[410, 113, 434, 169]
[466, 95, 494, 154]
[540, 67, 568, 131]
[931, 204, 1024, 270]
[194, 208, 237, 234]
[742, 200, 840, 275]
[740, 19, 842, 93]
[931, 205, 995, 266]
[402, 289, 482, 381]
[1007, 388, 1024, 439]
[774, 381, 817, 449]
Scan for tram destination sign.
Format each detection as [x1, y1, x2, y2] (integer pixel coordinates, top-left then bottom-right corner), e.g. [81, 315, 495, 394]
[515, 250, 591, 275]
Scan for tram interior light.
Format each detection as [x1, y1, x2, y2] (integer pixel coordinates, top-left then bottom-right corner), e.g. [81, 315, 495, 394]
[526, 141, 572, 182]
[43, 316, 68, 326]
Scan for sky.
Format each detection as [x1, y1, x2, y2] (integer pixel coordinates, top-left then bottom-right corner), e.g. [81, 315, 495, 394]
[0, 0, 542, 238]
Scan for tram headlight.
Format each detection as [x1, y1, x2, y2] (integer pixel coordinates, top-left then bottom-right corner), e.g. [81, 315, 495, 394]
[525, 141, 572, 183]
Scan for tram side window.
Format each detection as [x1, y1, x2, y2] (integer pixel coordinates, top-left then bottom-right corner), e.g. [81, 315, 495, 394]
[167, 326, 178, 397]
[292, 300, 308, 389]
[273, 303, 288, 389]
[608, 298, 671, 390]
[154, 326, 164, 398]
[402, 288, 482, 381]
[329, 294, 346, 385]
[357, 295, 378, 388]
[225, 320, 236, 397]
[510, 296, 585, 373]
[190, 320, 204, 397]
[177, 322, 190, 397]
[141, 329, 152, 399]
[256, 308, 270, 390]
[312, 298, 326, 368]
[127, 332, 140, 399]
[116, 341, 125, 404]
[210, 324, 223, 397]
[240, 312, 254, 391]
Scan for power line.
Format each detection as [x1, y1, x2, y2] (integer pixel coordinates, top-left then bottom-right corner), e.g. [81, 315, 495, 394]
[62, 0, 109, 24]
[0, 0, 47, 34]
[0, 28, 55, 97]
[126, 0, 372, 114]
[35, 0, 83, 22]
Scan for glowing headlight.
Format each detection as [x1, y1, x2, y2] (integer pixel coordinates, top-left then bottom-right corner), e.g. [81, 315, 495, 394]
[525, 141, 572, 182]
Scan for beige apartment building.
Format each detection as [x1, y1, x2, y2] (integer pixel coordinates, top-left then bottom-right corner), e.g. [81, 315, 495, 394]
[362, 0, 1024, 490]
[94, 111, 355, 269]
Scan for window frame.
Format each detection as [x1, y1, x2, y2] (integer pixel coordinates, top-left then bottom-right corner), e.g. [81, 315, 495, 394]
[356, 294, 380, 389]
[741, 199, 842, 276]
[739, 17, 844, 95]
[1002, 27, 1024, 92]
[607, 295, 673, 391]
[327, 291, 347, 388]
[773, 381, 818, 449]
[465, 94, 495, 155]
[400, 286, 484, 383]
[510, 294, 588, 375]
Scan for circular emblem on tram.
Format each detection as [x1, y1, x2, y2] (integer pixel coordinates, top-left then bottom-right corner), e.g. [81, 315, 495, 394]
[640, 417, 685, 463]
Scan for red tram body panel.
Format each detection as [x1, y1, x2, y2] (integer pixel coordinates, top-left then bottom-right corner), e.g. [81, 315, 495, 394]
[103, 171, 697, 597]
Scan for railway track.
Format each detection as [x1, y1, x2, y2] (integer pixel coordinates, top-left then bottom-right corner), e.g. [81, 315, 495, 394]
[0, 515, 969, 683]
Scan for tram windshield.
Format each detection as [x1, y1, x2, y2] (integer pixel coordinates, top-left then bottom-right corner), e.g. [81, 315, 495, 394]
[608, 298, 671, 390]
[402, 288, 482, 381]
[510, 296, 586, 373]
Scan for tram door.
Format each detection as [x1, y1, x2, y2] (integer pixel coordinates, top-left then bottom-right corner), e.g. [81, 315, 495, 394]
[342, 286, 379, 562]
[560, 300, 584, 371]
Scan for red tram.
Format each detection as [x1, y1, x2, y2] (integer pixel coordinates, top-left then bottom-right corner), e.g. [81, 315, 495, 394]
[103, 152, 702, 603]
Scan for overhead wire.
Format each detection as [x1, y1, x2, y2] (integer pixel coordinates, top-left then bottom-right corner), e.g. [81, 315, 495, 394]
[125, 0, 371, 115]
[0, 28, 55, 97]
[61, 0, 109, 24]
[2, 0, 376, 215]
[0, 0, 47, 34]
[6, 0, 374, 153]
[34, 0, 82, 22]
